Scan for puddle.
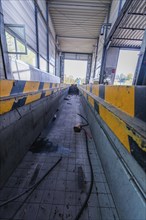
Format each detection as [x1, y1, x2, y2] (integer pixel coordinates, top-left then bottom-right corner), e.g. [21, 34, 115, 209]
[30, 138, 58, 153]
[30, 138, 71, 156]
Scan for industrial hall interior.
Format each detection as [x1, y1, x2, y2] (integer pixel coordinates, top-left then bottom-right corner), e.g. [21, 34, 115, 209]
[0, 0, 145, 220]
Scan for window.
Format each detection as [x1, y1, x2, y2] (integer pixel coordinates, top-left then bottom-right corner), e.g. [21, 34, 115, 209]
[40, 56, 47, 72]
[16, 39, 26, 53]
[6, 30, 36, 67]
[5, 32, 16, 53]
[18, 48, 36, 67]
[50, 63, 55, 75]
[5, 24, 27, 54]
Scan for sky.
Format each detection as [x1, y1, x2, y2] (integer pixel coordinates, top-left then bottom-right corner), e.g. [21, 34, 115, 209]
[64, 60, 87, 79]
[116, 49, 139, 76]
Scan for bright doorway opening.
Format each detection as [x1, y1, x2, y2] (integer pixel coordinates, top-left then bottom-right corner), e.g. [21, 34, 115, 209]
[114, 49, 139, 85]
[64, 60, 87, 84]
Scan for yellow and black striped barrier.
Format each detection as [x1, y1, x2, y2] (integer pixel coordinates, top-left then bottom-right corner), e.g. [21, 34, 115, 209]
[85, 84, 146, 122]
[0, 80, 69, 115]
[79, 85, 146, 170]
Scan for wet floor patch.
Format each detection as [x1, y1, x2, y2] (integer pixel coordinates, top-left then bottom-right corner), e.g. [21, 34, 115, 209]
[30, 138, 58, 153]
[30, 138, 71, 156]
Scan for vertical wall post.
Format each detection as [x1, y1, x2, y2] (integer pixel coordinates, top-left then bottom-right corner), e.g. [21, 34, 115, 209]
[93, 37, 99, 78]
[60, 52, 64, 83]
[0, 0, 11, 79]
[133, 29, 146, 85]
[86, 54, 92, 84]
[118, 0, 123, 15]
[55, 35, 57, 76]
[46, 0, 49, 73]
[35, 2, 39, 69]
[99, 5, 111, 84]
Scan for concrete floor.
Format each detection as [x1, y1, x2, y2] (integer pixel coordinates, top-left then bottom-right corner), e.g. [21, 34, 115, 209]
[0, 95, 119, 220]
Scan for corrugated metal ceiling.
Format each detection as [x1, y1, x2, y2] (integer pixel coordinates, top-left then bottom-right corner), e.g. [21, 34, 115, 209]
[49, 0, 146, 53]
[110, 0, 146, 48]
[49, 0, 111, 53]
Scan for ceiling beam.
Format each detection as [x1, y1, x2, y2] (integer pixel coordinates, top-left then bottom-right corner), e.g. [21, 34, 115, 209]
[113, 37, 143, 41]
[58, 36, 97, 40]
[119, 27, 145, 31]
[105, 0, 134, 45]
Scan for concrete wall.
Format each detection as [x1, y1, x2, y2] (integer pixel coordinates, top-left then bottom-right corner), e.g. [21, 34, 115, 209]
[104, 47, 120, 84]
[81, 96, 146, 220]
[0, 89, 68, 188]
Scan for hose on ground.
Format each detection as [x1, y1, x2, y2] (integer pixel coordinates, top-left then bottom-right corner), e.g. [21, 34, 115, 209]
[74, 117, 94, 220]
[9, 157, 62, 219]
[77, 113, 89, 125]
[0, 157, 62, 208]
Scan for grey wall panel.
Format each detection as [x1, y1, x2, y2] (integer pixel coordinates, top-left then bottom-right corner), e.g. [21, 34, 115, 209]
[94, 34, 104, 81]
[37, 0, 46, 20]
[48, 14, 56, 75]
[38, 13, 47, 59]
[64, 53, 89, 60]
[104, 47, 120, 84]
[2, 0, 36, 50]
[49, 34, 55, 74]
[49, 14, 56, 39]
[109, 0, 119, 30]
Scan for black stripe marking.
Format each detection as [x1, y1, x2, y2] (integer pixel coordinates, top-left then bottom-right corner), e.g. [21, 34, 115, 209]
[12, 97, 27, 110]
[90, 84, 92, 93]
[10, 81, 26, 95]
[39, 82, 44, 90]
[41, 92, 46, 99]
[99, 85, 105, 99]
[94, 100, 99, 114]
[128, 136, 146, 171]
[135, 86, 146, 122]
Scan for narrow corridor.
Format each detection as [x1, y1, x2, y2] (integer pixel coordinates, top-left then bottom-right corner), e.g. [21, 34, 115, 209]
[0, 95, 119, 220]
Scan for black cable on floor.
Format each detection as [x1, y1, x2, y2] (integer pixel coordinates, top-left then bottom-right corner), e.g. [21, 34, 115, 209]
[77, 113, 89, 125]
[0, 157, 62, 209]
[9, 156, 62, 220]
[74, 118, 94, 220]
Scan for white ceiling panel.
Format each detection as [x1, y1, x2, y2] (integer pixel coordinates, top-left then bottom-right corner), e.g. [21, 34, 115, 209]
[48, 0, 111, 53]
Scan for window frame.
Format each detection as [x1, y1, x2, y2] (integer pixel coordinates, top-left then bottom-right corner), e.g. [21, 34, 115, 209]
[5, 24, 27, 55]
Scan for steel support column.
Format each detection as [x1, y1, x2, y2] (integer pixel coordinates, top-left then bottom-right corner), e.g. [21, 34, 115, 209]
[99, 5, 110, 84]
[60, 53, 65, 83]
[35, 2, 39, 69]
[86, 54, 92, 84]
[0, 0, 11, 79]
[93, 37, 99, 78]
[46, 0, 50, 73]
[133, 29, 146, 85]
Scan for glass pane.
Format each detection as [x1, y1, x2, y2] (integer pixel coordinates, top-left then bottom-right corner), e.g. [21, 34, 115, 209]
[18, 48, 36, 67]
[40, 57, 47, 72]
[50, 63, 55, 75]
[8, 26, 25, 40]
[16, 39, 26, 53]
[5, 32, 16, 53]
